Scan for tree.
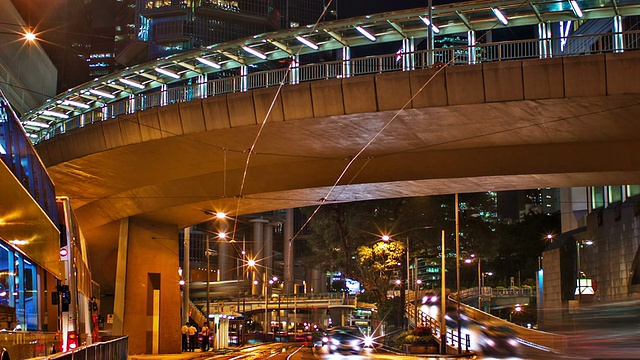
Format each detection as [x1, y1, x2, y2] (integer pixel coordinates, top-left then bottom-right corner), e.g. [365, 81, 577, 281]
[356, 240, 405, 304]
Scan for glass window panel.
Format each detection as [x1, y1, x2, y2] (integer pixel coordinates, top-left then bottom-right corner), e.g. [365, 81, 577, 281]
[591, 186, 605, 208]
[23, 260, 37, 330]
[628, 185, 640, 197]
[609, 186, 622, 203]
[0, 244, 10, 308]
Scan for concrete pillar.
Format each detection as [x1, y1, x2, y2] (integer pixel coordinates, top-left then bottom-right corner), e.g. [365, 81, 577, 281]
[251, 219, 268, 296]
[402, 37, 415, 71]
[264, 222, 274, 283]
[306, 268, 324, 293]
[182, 227, 190, 324]
[113, 218, 129, 335]
[120, 217, 181, 354]
[217, 237, 231, 280]
[284, 209, 294, 294]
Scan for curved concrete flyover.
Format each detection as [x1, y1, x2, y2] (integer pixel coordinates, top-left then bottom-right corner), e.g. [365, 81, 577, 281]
[37, 52, 640, 229]
[34, 50, 640, 355]
[35, 52, 640, 235]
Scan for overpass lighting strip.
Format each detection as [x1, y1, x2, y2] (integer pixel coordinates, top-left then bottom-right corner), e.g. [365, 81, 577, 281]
[492, 7, 509, 25]
[89, 89, 115, 99]
[419, 16, 441, 33]
[155, 67, 181, 79]
[24, 120, 50, 128]
[242, 46, 267, 59]
[62, 100, 90, 109]
[41, 110, 69, 119]
[119, 78, 145, 89]
[196, 57, 222, 69]
[570, 0, 584, 18]
[355, 25, 376, 42]
[295, 35, 319, 50]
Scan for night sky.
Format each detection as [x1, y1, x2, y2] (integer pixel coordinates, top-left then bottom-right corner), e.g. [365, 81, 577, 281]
[338, 0, 462, 18]
[338, 0, 429, 18]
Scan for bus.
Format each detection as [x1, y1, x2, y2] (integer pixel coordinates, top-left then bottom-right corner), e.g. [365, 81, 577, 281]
[55, 197, 99, 352]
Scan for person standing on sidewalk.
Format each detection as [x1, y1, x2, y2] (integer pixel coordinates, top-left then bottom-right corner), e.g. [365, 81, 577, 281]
[188, 323, 198, 352]
[181, 322, 189, 352]
[201, 322, 210, 351]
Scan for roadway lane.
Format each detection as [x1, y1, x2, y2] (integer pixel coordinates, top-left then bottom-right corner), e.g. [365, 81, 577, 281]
[200, 343, 475, 360]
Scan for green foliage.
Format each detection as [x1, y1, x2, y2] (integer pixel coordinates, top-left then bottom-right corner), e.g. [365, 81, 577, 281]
[377, 297, 403, 328]
[391, 326, 435, 348]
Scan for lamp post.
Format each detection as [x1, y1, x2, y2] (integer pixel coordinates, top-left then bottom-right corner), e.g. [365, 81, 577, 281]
[464, 255, 482, 310]
[414, 279, 422, 327]
[381, 226, 433, 330]
[439, 230, 447, 355]
[454, 193, 461, 354]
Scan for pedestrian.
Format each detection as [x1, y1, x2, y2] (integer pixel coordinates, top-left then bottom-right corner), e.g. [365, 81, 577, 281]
[188, 322, 198, 352]
[181, 322, 189, 352]
[201, 322, 210, 351]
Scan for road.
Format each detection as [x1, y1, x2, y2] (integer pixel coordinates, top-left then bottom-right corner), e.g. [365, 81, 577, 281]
[196, 343, 459, 359]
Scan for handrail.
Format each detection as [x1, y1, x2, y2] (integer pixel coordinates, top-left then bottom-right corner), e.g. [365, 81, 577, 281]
[31, 29, 640, 144]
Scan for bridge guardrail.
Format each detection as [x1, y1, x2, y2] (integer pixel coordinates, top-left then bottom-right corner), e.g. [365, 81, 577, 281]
[37, 30, 640, 143]
[36, 336, 128, 360]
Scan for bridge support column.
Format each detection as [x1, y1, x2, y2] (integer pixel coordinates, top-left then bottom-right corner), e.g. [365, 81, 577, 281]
[290, 55, 300, 84]
[613, 15, 624, 53]
[161, 84, 168, 106]
[115, 217, 181, 354]
[251, 218, 268, 296]
[402, 37, 415, 71]
[342, 47, 351, 78]
[538, 22, 552, 58]
[197, 74, 208, 99]
[305, 267, 324, 293]
[427, 0, 434, 67]
[284, 209, 294, 294]
[264, 222, 274, 283]
[241, 65, 248, 92]
[467, 30, 476, 65]
[218, 233, 231, 280]
[182, 227, 190, 324]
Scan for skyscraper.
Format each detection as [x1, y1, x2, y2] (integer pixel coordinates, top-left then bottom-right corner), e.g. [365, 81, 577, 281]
[115, 0, 336, 66]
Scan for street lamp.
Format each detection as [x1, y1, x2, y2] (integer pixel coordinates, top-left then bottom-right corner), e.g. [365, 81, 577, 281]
[510, 304, 522, 323]
[414, 279, 422, 327]
[205, 235, 218, 321]
[464, 255, 483, 310]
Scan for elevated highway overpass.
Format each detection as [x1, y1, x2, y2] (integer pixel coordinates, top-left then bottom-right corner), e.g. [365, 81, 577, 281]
[18, 0, 640, 354]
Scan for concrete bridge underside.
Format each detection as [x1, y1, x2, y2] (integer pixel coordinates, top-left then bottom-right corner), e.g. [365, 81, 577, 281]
[37, 53, 640, 234]
[34, 52, 640, 353]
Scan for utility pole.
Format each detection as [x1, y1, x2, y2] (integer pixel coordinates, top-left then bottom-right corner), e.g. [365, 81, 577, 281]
[455, 193, 461, 354]
[440, 230, 447, 354]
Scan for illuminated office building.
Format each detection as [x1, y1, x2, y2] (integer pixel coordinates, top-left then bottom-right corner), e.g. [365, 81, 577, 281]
[115, 0, 336, 65]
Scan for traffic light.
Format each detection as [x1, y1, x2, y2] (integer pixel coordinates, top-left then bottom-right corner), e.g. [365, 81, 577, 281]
[60, 285, 70, 312]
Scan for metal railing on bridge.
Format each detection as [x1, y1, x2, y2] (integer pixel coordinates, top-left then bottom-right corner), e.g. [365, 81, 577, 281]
[31, 29, 640, 143]
[33, 336, 128, 360]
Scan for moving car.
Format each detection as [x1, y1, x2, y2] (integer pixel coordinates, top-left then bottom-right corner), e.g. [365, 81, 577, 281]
[478, 325, 520, 357]
[327, 326, 364, 355]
